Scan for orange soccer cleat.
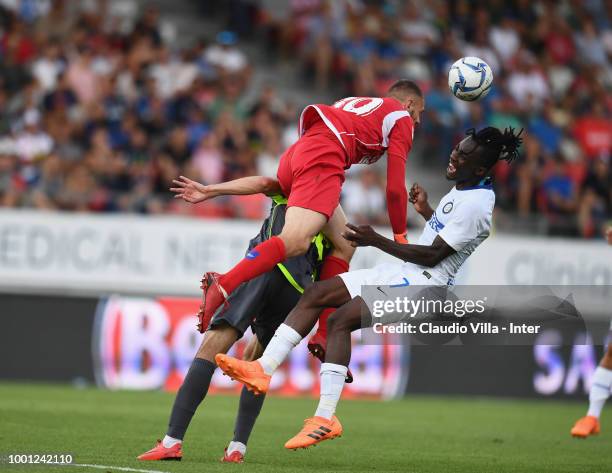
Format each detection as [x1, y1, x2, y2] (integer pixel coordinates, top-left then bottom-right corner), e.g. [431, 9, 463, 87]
[221, 448, 244, 463]
[571, 416, 600, 438]
[284, 416, 343, 450]
[215, 354, 271, 395]
[197, 272, 228, 333]
[137, 440, 182, 461]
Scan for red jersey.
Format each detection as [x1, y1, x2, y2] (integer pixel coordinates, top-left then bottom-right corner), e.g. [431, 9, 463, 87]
[298, 96, 414, 235]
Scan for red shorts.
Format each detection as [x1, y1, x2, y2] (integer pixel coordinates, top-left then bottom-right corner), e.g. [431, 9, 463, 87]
[276, 122, 346, 219]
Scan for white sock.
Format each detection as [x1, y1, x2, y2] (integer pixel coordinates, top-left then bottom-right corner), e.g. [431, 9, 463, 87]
[162, 435, 181, 448]
[314, 363, 348, 420]
[259, 324, 302, 375]
[226, 441, 246, 455]
[587, 366, 612, 418]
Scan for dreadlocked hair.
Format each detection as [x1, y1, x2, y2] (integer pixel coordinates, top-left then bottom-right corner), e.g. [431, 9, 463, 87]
[466, 126, 523, 168]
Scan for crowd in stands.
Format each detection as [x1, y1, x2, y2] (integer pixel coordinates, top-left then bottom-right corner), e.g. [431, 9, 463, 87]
[0, 0, 611, 239]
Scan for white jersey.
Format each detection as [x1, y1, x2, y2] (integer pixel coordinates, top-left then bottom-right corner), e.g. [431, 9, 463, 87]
[339, 181, 495, 299]
[416, 182, 495, 285]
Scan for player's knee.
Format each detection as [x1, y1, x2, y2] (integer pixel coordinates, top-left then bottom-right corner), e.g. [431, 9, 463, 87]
[328, 240, 355, 264]
[301, 282, 323, 306]
[303, 281, 340, 310]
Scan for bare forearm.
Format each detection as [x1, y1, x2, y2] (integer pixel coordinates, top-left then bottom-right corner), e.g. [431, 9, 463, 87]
[209, 176, 282, 197]
[372, 235, 441, 267]
[418, 204, 434, 221]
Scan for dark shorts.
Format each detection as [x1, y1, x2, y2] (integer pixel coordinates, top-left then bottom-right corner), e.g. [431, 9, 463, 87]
[207, 199, 327, 347]
[209, 266, 301, 347]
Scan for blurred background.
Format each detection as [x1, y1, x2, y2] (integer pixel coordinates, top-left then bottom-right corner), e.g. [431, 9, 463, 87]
[0, 0, 610, 237]
[0, 0, 611, 400]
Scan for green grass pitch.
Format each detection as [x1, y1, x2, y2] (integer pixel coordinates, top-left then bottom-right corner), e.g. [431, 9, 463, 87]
[1, 382, 610, 473]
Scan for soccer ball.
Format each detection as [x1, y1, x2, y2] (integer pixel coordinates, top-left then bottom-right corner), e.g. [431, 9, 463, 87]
[448, 57, 493, 101]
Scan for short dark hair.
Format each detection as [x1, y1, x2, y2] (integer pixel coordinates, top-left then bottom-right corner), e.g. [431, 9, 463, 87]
[466, 127, 523, 168]
[387, 79, 423, 99]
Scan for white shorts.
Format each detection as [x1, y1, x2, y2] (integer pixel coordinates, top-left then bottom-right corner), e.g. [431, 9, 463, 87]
[339, 262, 444, 299]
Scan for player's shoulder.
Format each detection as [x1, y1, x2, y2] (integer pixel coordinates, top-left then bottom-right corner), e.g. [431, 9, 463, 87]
[451, 186, 494, 211]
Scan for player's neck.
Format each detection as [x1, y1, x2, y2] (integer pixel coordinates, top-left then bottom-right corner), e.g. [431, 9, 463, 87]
[455, 176, 484, 190]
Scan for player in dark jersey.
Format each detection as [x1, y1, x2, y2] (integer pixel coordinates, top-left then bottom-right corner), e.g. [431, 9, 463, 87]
[197, 80, 425, 363]
[137, 175, 334, 463]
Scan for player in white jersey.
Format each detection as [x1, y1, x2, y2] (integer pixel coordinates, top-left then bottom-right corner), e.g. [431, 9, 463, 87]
[570, 225, 612, 438]
[215, 126, 523, 448]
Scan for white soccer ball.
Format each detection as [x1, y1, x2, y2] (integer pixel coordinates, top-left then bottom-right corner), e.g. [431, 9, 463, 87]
[448, 57, 493, 101]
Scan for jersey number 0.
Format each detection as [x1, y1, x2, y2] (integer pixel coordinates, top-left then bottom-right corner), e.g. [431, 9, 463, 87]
[333, 97, 384, 117]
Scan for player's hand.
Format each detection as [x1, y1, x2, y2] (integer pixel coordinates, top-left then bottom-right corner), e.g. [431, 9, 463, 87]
[394, 232, 409, 244]
[409, 183, 428, 212]
[606, 226, 612, 245]
[342, 223, 380, 247]
[170, 176, 218, 204]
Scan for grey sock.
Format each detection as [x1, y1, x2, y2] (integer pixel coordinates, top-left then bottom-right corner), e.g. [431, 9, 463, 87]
[167, 358, 216, 440]
[232, 386, 266, 445]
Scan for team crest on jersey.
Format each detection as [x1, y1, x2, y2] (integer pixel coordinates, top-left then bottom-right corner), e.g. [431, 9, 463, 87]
[443, 202, 454, 214]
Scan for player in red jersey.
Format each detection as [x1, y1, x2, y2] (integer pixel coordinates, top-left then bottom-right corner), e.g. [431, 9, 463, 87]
[199, 80, 425, 360]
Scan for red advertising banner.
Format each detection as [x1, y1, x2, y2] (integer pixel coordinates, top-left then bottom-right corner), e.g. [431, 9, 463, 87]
[93, 296, 407, 399]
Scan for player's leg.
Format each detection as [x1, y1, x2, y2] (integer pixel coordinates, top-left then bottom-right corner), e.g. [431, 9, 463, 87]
[284, 297, 367, 450]
[224, 264, 311, 461]
[198, 134, 345, 328]
[138, 325, 239, 461]
[308, 205, 354, 360]
[215, 277, 351, 394]
[285, 265, 428, 449]
[219, 206, 327, 291]
[571, 337, 612, 438]
[223, 335, 266, 463]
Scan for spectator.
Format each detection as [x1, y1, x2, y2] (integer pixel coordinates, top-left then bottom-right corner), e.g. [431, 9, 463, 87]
[66, 47, 100, 104]
[578, 156, 612, 237]
[573, 102, 612, 160]
[0, 0, 609, 234]
[204, 31, 249, 75]
[506, 49, 550, 110]
[31, 40, 65, 92]
[13, 109, 53, 163]
[540, 156, 577, 235]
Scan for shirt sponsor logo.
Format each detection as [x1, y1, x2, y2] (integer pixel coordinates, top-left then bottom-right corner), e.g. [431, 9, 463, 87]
[428, 211, 445, 233]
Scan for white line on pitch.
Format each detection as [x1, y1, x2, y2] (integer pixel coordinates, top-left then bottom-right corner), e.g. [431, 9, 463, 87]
[68, 463, 172, 473]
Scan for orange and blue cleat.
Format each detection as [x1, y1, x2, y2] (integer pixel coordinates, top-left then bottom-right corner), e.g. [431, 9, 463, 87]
[137, 440, 182, 461]
[571, 416, 600, 438]
[284, 416, 343, 450]
[221, 448, 244, 463]
[215, 354, 271, 395]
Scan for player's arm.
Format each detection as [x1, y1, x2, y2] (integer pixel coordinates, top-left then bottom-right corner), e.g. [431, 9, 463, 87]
[342, 223, 455, 267]
[170, 175, 282, 204]
[409, 183, 434, 221]
[385, 118, 413, 243]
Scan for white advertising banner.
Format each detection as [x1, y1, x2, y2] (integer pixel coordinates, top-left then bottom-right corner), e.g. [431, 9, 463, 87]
[0, 209, 611, 296]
